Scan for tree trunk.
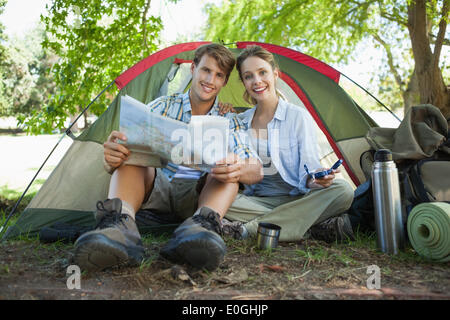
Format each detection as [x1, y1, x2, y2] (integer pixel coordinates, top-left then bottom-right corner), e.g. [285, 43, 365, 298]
[83, 111, 88, 129]
[407, 0, 450, 119]
[402, 68, 420, 114]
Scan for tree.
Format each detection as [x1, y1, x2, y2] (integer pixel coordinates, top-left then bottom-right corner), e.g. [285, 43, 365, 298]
[408, 0, 449, 114]
[19, 0, 168, 134]
[0, 0, 9, 112]
[205, 0, 450, 118]
[1, 26, 57, 118]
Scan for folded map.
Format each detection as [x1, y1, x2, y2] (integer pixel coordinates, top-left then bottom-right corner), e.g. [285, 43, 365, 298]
[119, 95, 229, 172]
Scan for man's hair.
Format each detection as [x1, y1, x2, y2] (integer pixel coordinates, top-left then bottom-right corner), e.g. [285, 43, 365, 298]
[236, 45, 281, 105]
[193, 43, 236, 80]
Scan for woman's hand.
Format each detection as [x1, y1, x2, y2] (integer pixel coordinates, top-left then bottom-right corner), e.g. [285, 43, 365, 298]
[218, 102, 236, 115]
[307, 168, 341, 189]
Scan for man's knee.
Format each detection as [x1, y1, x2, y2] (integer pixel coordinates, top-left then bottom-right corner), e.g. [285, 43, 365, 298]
[332, 179, 354, 210]
[111, 165, 156, 196]
[202, 174, 239, 194]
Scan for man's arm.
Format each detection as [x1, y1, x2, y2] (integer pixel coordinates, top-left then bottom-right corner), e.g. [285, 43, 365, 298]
[211, 111, 263, 184]
[103, 95, 176, 174]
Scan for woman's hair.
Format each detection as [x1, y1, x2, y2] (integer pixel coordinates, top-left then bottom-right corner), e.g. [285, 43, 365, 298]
[236, 45, 281, 105]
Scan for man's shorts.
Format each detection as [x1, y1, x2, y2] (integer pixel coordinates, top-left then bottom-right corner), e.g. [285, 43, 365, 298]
[140, 168, 204, 221]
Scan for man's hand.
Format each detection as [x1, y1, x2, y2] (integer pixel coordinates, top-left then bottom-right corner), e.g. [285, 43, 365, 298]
[307, 168, 340, 189]
[210, 153, 243, 183]
[103, 131, 130, 170]
[218, 102, 236, 115]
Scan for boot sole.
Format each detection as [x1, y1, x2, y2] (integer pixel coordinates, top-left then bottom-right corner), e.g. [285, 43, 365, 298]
[74, 233, 144, 272]
[162, 232, 226, 271]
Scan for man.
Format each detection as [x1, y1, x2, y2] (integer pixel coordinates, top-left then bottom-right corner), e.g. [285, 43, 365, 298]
[74, 43, 263, 272]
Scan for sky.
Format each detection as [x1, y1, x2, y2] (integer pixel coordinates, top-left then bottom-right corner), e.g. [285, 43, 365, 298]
[0, 0, 379, 85]
[0, 0, 218, 42]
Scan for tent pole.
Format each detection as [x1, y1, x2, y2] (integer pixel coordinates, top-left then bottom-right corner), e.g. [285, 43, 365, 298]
[0, 80, 115, 240]
[339, 72, 402, 123]
[65, 80, 116, 137]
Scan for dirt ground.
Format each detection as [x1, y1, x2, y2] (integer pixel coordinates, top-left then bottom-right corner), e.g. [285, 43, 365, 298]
[1, 234, 449, 300]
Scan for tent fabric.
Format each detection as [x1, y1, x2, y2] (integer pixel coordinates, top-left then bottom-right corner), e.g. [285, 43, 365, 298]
[4, 41, 378, 240]
[5, 140, 108, 239]
[236, 42, 341, 82]
[115, 42, 210, 90]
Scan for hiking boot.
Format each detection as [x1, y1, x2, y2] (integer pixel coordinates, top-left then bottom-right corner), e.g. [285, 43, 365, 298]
[221, 218, 249, 240]
[308, 214, 356, 243]
[74, 198, 145, 271]
[160, 207, 226, 271]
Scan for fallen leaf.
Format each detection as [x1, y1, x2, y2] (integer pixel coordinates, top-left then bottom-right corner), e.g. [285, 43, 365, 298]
[265, 265, 285, 272]
[258, 264, 285, 273]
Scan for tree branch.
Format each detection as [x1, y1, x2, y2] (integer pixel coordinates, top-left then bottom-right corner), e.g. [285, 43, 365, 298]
[371, 32, 405, 90]
[429, 33, 450, 46]
[379, 10, 408, 27]
[432, 0, 449, 70]
[142, 0, 151, 53]
[376, 0, 409, 27]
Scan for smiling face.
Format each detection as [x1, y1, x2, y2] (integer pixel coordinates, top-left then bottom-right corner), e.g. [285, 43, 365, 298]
[240, 56, 279, 104]
[190, 54, 228, 107]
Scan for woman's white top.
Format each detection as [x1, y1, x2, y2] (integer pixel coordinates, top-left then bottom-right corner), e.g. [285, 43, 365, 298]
[239, 98, 322, 196]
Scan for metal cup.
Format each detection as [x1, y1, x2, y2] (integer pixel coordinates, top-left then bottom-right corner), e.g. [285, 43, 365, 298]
[257, 222, 281, 250]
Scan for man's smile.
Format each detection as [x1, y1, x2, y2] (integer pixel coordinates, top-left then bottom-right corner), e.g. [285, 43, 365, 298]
[201, 83, 215, 93]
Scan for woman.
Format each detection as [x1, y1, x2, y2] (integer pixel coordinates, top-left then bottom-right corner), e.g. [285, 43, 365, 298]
[220, 45, 355, 243]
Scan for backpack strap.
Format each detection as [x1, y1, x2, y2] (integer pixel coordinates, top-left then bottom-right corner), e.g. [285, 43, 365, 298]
[359, 149, 375, 181]
[398, 160, 421, 216]
[408, 159, 431, 203]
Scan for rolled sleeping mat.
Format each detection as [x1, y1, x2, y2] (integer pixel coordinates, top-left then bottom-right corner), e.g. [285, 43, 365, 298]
[407, 202, 450, 262]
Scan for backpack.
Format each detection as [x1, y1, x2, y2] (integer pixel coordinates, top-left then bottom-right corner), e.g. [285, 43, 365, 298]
[348, 105, 450, 233]
[399, 156, 450, 215]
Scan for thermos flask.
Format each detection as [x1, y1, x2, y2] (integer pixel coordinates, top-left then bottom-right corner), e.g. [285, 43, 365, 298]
[371, 149, 405, 254]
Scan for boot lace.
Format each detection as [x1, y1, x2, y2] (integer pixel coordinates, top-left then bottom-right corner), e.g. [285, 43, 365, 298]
[192, 211, 223, 236]
[222, 219, 244, 240]
[95, 201, 130, 230]
[309, 218, 338, 242]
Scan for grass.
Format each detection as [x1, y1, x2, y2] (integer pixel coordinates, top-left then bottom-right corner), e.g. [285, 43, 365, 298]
[296, 245, 330, 264]
[0, 182, 42, 211]
[27, 166, 56, 172]
[139, 233, 170, 270]
[0, 182, 429, 268]
[0, 179, 45, 238]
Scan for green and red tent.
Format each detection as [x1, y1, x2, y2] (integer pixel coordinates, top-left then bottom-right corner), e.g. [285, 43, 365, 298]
[3, 41, 380, 239]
